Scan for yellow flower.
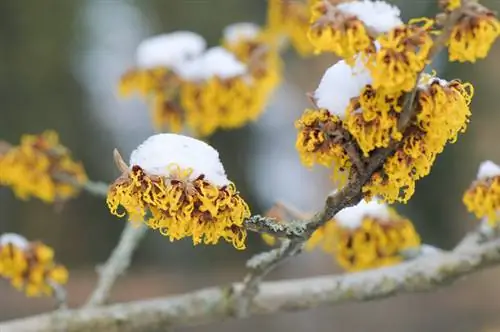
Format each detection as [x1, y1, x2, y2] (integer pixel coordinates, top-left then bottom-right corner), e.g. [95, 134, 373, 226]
[119, 68, 184, 133]
[151, 94, 184, 133]
[306, 200, 420, 271]
[0, 131, 87, 203]
[367, 23, 434, 93]
[439, 0, 461, 11]
[265, 0, 315, 56]
[118, 67, 169, 97]
[0, 234, 68, 297]
[178, 44, 280, 137]
[463, 161, 500, 227]
[308, 7, 373, 61]
[416, 77, 473, 152]
[447, 6, 500, 63]
[361, 76, 472, 203]
[106, 134, 251, 249]
[344, 85, 403, 156]
[295, 109, 352, 183]
[261, 233, 278, 246]
[222, 27, 282, 127]
[180, 76, 257, 136]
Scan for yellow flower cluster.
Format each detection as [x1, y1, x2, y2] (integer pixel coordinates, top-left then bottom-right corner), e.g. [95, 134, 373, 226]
[295, 109, 352, 183]
[463, 162, 500, 227]
[308, 1, 373, 61]
[119, 68, 184, 133]
[306, 206, 421, 271]
[0, 131, 87, 203]
[446, 2, 500, 63]
[344, 85, 403, 156]
[181, 35, 281, 137]
[295, 0, 485, 204]
[107, 157, 250, 250]
[363, 77, 473, 203]
[0, 234, 68, 297]
[266, 0, 315, 56]
[119, 28, 282, 137]
[366, 22, 434, 94]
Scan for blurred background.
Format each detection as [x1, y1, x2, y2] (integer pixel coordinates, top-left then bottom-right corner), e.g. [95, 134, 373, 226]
[1, 0, 500, 331]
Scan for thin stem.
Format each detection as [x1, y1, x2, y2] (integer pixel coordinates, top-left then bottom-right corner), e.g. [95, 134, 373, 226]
[85, 222, 148, 307]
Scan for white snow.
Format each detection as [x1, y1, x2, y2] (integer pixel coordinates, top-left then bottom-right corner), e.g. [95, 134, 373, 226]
[175, 46, 247, 81]
[337, 0, 403, 34]
[223, 22, 261, 45]
[418, 73, 448, 89]
[314, 59, 372, 118]
[0, 233, 29, 249]
[334, 199, 390, 229]
[129, 133, 230, 187]
[136, 31, 206, 70]
[477, 160, 500, 180]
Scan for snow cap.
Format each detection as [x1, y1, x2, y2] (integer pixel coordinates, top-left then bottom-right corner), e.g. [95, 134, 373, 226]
[0, 233, 29, 249]
[136, 31, 206, 70]
[314, 59, 372, 118]
[477, 160, 500, 180]
[175, 47, 247, 81]
[337, 0, 402, 34]
[129, 133, 230, 187]
[335, 199, 390, 229]
[223, 22, 261, 45]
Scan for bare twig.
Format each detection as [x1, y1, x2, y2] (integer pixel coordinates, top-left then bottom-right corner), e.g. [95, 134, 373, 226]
[234, 239, 302, 317]
[1, 229, 499, 332]
[85, 223, 148, 307]
[48, 281, 68, 310]
[80, 180, 109, 198]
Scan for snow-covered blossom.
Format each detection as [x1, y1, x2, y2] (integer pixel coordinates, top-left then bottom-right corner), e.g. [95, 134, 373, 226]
[464, 160, 500, 226]
[0, 234, 68, 297]
[107, 134, 250, 249]
[305, 200, 421, 271]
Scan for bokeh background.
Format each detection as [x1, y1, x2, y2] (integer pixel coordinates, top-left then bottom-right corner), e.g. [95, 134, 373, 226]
[1, 0, 500, 331]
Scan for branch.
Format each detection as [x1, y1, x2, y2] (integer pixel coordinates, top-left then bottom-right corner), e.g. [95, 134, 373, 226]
[2, 230, 500, 332]
[85, 223, 148, 307]
[233, 3, 470, 312]
[234, 239, 302, 317]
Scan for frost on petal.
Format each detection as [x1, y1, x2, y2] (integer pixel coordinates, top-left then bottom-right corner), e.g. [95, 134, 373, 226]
[176, 47, 247, 81]
[337, 0, 403, 34]
[223, 22, 261, 45]
[314, 59, 372, 118]
[477, 160, 500, 180]
[0, 233, 29, 249]
[136, 31, 207, 69]
[334, 199, 390, 229]
[129, 133, 229, 187]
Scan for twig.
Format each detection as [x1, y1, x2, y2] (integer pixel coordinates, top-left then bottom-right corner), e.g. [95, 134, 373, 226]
[48, 281, 68, 310]
[2, 230, 500, 332]
[80, 180, 109, 198]
[234, 239, 302, 317]
[235, 3, 470, 314]
[85, 222, 148, 307]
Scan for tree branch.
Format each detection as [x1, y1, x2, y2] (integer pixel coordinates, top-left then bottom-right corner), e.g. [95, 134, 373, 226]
[85, 223, 148, 307]
[2, 230, 500, 332]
